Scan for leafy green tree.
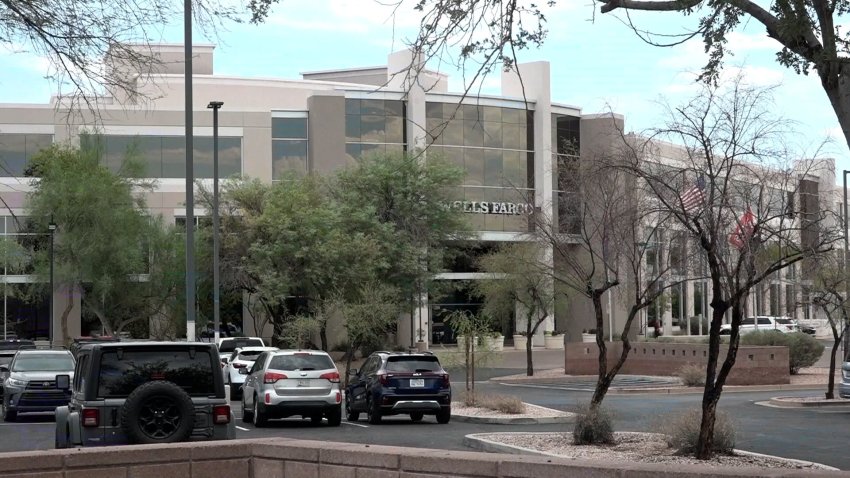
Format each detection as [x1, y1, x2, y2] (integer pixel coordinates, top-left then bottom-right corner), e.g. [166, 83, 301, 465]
[475, 243, 553, 376]
[26, 144, 156, 341]
[333, 152, 469, 347]
[811, 252, 849, 399]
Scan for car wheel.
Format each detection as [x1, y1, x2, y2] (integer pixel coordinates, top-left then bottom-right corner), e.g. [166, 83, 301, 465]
[326, 406, 342, 427]
[366, 398, 381, 425]
[410, 412, 424, 423]
[345, 398, 359, 422]
[120, 381, 195, 444]
[436, 407, 451, 424]
[241, 395, 252, 423]
[253, 395, 268, 428]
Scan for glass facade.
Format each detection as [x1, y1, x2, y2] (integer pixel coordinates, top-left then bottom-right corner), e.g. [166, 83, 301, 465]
[552, 114, 581, 234]
[345, 99, 406, 159]
[426, 102, 534, 232]
[82, 134, 242, 179]
[0, 216, 49, 340]
[272, 116, 308, 179]
[0, 134, 53, 177]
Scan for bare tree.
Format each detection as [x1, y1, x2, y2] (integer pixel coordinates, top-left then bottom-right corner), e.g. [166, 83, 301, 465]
[617, 76, 839, 459]
[811, 251, 848, 399]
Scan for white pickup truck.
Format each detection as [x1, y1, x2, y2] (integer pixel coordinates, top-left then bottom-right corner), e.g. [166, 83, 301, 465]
[719, 316, 799, 335]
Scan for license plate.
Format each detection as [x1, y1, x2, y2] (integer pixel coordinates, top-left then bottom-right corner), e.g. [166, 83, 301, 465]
[410, 379, 425, 388]
[298, 379, 309, 387]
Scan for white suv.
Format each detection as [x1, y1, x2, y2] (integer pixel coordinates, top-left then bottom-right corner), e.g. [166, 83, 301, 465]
[223, 346, 278, 399]
[719, 316, 799, 335]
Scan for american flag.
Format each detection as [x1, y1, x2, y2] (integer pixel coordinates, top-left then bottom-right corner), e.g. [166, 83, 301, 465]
[680, 175, 706, 214]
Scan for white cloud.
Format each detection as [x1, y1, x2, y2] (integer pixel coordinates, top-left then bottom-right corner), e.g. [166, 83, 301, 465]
[725, 31, 778, 52]
[0, 44, 51, 76]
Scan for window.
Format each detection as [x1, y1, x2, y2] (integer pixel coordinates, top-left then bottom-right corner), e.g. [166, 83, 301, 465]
[553, 114, 580, 234]
[0, 134, 53, 177]
[82, 134, 241, 179]
[218, 338, 264, 354]
[272, 116, 308, 179]
[741, 318, 755, 326]
[386, 356, 441, 373]
[12, 353, 75, 372]
[97, 348, 215, 397]
[757, 317, 771, 325]
[268, 353, 334, 371]
[345, 99, 406, 160]
[236, 350, 264, 361]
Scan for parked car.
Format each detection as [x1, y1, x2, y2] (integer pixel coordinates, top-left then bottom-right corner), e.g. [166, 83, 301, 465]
[0, 340, 36, 398]
[54, 341, 234, 448]
[217, 337, 265, 366]
[719, 316, 798, 335]
[0, 339, 35, 351]
[345, 351, 451, 425]
[1, 349, 75, 422]
[223, 346, 278, 398]
[240, 350, 342, 427]
[840, 361, 850, 399]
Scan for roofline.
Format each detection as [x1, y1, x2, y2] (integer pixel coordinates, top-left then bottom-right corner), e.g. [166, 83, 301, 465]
[301, 65, 449, 79]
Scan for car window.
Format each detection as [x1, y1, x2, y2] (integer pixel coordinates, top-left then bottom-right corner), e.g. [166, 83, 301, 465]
[386, 356, 441, 373]
[219, 339, 264, 354]
[775, 318, 792, 324]
[757, 318, 772, 325]
[73, 354, 88, 392]
[269, 354, 334, 371]
[97, 348, 215, 397]
[363, 357, 379, 375]
[237, 350, 264, 361]
[741, 318, 755, 325]
[250, 352, 267, 373]
[12, 354, 75, 372]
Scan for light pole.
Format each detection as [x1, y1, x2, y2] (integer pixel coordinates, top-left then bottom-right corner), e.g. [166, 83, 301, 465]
[184, 0, 196, 341]
[207, 101, 223, 344]
[48, 218, 56, 344]
[843, 170, 849, 358]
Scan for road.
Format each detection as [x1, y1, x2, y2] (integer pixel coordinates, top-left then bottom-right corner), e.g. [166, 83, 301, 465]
[2, 381, 849, 470]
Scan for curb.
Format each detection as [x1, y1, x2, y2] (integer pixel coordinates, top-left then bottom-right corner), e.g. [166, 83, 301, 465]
[463, 432, 839, 471]
[498, 381, 831, 395]
[767, 396, 850, 408]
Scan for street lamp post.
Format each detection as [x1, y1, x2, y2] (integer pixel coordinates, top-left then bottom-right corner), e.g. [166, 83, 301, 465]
[184, 0, 196, 341]
[207, 101, 223, 344]
[843, 171, 850, 358]
[48, 218, 56, 344]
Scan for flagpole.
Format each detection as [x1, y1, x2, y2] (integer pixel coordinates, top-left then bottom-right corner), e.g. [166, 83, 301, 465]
[843, 170, 849, 358]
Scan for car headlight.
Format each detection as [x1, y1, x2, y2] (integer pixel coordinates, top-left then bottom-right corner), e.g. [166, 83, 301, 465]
[6, 378, 26, 387]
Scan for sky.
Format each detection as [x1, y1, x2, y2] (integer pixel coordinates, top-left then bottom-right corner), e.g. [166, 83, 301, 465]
[1, 0, 847, 176]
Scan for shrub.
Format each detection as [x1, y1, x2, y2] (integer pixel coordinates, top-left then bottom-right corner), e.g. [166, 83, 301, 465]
[330, 341, 349, 352]
[676, 363, 705, 386]
[740, 331, 824, 374]
[572, 405, 615, 445]
[687, 315, 709, 335]
[662, 408, 735, 455]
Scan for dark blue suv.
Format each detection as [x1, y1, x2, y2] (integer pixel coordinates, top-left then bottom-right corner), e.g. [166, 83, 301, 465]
[345, 352, 451, 424]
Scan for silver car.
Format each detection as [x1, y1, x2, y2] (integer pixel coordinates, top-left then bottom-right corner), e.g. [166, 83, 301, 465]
[1, 349, 75, 422]
[223, 346, 278, 398]
[240, 350, 342, 427]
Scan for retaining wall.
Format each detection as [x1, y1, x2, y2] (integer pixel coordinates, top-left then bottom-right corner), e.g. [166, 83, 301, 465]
[564, 342, 790, 385]
[0, 438, 846, 477]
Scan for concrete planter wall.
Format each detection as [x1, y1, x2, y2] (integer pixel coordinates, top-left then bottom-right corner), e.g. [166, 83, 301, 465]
[513, 335, 527, 350]
[544, 335, 564, 350]
[483, 335, 505, 351]
[565, 341, 790, 385]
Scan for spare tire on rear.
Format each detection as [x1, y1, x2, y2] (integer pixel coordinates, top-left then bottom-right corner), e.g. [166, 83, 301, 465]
[121, 380, 195, 444]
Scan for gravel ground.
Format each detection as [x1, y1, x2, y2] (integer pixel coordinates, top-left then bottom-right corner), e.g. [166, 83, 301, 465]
[452, 403, 572, 419]
[476, 432, 830, 470]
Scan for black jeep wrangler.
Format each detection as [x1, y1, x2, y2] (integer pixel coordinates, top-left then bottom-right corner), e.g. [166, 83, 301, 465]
[55, 341, 234, 448]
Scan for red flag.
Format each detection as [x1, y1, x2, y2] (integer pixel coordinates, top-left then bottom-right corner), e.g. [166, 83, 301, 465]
[729, 208, 755, 249]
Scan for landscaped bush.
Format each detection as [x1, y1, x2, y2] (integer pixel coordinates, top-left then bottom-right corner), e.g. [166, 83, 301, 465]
[740, 331, 824, 374]
[676, 363, 706, 387]
[662, 407, 735, 455]
[687, 315, 709, 335]
[460, 392, 526, 414]
[572, 405, 614, 445]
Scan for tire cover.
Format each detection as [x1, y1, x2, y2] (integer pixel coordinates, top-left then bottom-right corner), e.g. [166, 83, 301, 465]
[121, 380, 195, 444]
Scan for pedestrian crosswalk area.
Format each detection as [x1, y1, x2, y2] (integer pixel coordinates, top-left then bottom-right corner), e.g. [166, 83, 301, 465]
[501, 375, 681, 391]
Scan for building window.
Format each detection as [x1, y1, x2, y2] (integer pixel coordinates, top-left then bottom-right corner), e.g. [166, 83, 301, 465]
[272, 115, 308, 179]
[345, 99, 406, 160]
[426, 102, 534, 233]
[81, 134, 242, 179]
[552, 114, 580, 234]
[769, 283, 780, 316]
[0, 134, 53, 177]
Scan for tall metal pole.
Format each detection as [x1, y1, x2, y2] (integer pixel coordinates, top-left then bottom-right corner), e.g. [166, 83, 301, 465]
[48, 219, 56, 344]
[184, 0, 196, 342]
[208, 101, 223, 344]
[840, 169, 850, 359]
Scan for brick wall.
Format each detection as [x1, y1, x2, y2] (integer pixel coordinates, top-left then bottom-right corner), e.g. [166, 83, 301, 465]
[0, 438, 845, 477]
[564, 342, 790, 385]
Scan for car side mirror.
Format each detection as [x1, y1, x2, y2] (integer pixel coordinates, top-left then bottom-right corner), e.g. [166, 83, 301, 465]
[348, 368, 358, 376]
[56, 374, 71, 390]
[238, 368, 249, 375]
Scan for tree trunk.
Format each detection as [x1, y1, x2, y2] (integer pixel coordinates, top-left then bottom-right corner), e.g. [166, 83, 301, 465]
[822, 70, 850, 155]
[344, 340, 357, 388]
[526, 332, 534, 376]
[59, 285, 73, 345]
[827, 321, 845, 400]
[319, 322, 328, 352]
[590, 291, 608, 408]
[696, 390, 720, 458]
[591, 308, 639, 407]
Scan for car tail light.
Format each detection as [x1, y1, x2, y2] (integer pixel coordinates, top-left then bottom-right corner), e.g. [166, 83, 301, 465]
[213, 405, 231, 424]
[442, 373, 450, 387]
[220, 362, 225, 369]
[320, 371, 340, 383]
[378, 374, 389, 386]
[82, 408, 99, 427]
[265, 392, 271, 405]
[335, 391, 341, 404]
[232, 363, 247, 369]
[264, 372, 287, 384]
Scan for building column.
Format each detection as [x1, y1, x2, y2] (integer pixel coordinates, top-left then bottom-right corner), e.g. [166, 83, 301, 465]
[685, 279, 696, 335]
